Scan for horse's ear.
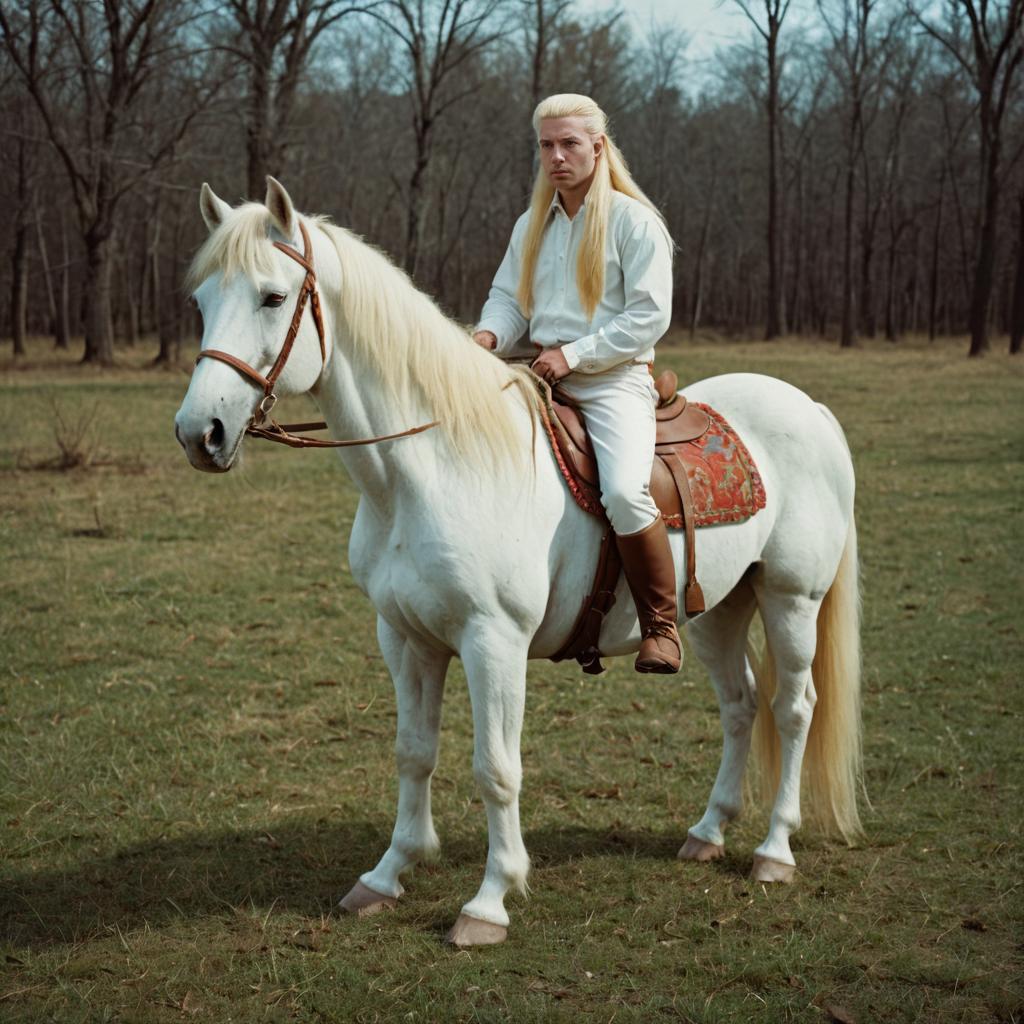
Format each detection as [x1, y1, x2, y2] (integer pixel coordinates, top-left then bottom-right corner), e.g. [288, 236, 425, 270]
[200, 183, 232, 233]
[265, 176, 296, 240]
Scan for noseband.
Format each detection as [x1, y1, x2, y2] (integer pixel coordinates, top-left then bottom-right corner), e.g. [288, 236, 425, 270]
[194, 221, 438, 450]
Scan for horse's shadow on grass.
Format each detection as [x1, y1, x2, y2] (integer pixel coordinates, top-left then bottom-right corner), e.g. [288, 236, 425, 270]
[0, 819, 734, 948]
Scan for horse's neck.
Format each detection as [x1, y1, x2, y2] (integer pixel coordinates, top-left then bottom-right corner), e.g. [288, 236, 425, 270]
[313, 349, 442, 512]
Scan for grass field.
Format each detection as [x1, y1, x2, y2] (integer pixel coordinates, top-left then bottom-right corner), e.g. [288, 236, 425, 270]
[1, 333, 1022, 1023]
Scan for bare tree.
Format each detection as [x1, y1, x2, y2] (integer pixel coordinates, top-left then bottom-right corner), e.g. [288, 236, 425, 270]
[909, 0, 1024, 355]
[218, 0, 379, 199]
[0, 0, 220, 364]
[817, 0, 898, 347]
[1011, 190, 1024, 353]
[371, 0, 506, 279]
[729, 0, 793, 339]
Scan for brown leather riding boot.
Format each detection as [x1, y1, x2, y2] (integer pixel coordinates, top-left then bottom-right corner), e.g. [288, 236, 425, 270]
[616, 515, 682, 674]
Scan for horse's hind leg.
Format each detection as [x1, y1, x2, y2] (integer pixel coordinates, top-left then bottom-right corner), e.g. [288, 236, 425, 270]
[445, 627, 530, 947]
[679, 579, 758, 862]
[340, 617, 449, 916]
[750, 590, 821, 883]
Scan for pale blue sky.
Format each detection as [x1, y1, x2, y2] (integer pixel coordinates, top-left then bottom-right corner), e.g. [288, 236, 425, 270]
[582, 0, 819, 57]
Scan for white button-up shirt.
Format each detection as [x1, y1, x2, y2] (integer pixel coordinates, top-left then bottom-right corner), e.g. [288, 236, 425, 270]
[476, 190, 673, 373]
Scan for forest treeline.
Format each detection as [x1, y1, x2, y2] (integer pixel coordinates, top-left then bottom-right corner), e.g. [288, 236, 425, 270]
[2, 0, 1023, 364]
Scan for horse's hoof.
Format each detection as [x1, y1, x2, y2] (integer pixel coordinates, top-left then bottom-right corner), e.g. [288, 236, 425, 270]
[677, 835, 725, 862]
[751, 855, 796, 883]
[338, 881, 398, 917]
[444, 913, 508, 947]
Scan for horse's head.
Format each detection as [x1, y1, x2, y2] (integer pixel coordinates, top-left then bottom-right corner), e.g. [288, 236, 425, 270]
[174, 177, 333, 472]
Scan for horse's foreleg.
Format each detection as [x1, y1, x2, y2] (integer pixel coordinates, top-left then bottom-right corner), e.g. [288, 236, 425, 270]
[446, 629, 530, 947]
[340, 617, 449, 916]
[751, 591, 820, 883]
[680, 582, 758, 861]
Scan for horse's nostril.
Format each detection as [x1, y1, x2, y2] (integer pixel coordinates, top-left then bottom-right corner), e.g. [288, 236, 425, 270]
[203, 418, 226, 450]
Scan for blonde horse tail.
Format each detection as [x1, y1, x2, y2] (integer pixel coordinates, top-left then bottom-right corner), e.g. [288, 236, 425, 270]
[750, 516, 864, 845]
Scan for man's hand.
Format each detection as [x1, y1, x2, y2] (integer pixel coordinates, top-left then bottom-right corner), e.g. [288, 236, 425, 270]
[473, 330, 497, 351]
[531, 347, 571, 385]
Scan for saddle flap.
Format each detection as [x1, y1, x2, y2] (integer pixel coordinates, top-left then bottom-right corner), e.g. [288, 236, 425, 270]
[551, 399, 599, 487]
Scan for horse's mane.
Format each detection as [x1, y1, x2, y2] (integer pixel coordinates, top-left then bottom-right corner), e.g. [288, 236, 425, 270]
[186, 204, 540, 467]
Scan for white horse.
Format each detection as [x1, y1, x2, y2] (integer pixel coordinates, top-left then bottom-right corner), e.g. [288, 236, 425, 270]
[175, 179, 863, 947]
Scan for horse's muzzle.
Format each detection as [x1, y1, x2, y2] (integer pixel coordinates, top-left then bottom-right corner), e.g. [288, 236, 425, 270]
[174, 410, 239, 473]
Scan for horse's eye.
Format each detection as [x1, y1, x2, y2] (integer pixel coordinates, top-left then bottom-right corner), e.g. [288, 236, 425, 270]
[262, 293, 286, 308]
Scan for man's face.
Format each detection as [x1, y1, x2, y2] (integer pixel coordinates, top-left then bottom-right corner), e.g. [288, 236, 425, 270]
[538, 116, 603, 193]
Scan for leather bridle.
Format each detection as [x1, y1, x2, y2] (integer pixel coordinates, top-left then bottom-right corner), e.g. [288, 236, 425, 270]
[194, 221, 438, 450]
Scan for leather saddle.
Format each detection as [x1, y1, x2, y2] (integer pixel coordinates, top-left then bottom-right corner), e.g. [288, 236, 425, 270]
[549, 369, 712, 526]
[543, 369, 712, 674]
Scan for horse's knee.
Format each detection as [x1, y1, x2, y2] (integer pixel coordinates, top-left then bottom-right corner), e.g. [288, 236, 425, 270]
[395, 731, 437, 779]
[771, 696, 814, 736]
[720, 697, 756, 739]
[473, 757, 521, 806]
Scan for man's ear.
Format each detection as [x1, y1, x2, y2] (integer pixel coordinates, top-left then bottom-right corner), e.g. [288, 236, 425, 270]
[594, 135, 605, 159]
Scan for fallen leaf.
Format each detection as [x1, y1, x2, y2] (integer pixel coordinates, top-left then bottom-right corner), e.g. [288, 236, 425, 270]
[583, 786, 622, 800]
[180, 990, 202, 1016]
[287, 929, 321, 950]
[823, 1004, 855, 1024]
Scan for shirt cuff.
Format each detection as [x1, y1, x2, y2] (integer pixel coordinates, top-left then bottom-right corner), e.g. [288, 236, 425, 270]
[562, 335, 598, 373]
[474, 319, 509, 352]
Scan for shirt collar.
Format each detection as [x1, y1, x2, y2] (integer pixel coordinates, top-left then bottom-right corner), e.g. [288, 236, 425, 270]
[548, 190, 588, 220]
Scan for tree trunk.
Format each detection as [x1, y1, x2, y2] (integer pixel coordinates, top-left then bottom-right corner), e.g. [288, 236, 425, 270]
[82, 233, 115, 365]
[840, 160, 856, 348]
[10, 137, 30, 356]
[884, 228, 898, 342]
[246, 49, 275, 199]
[524, 0, 547, 198]
[55, 211, 70, 350]
[764, 18, 783, 340]
[968, 138, 1000, 356]
[789, 159, 806, 335]
[859, 228, 876, 338]
[928, 169, 945, 341]
[404, 129, 431, 279]
[10, 223, 28, 357]
[1010, 192, 1024, 355]
[34, 205, 58, 345]
[690, 191, 714, 339]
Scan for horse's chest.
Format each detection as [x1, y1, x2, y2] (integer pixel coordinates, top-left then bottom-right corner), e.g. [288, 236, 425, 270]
[349, 521, 482, 645]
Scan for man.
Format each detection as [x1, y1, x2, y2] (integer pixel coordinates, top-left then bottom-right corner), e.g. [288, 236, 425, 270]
[473, 93, 680, 673]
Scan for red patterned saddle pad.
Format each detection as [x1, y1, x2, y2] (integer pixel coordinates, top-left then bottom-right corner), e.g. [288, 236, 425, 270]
[540, 394, 766, 529]
[661, 404, 766, 528]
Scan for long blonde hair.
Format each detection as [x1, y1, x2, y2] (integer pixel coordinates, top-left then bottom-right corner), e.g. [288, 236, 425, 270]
[517, 93, 668, 321]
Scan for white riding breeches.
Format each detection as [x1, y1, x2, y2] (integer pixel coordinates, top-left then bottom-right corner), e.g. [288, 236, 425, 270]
[558, 361, 660, 536]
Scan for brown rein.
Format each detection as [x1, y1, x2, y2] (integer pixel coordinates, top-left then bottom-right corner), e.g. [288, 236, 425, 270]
[194, 221, 439, 449]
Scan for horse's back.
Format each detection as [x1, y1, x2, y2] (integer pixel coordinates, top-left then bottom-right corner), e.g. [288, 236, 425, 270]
[680, 372, 854, 598]
[682, 372, 854, 505]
